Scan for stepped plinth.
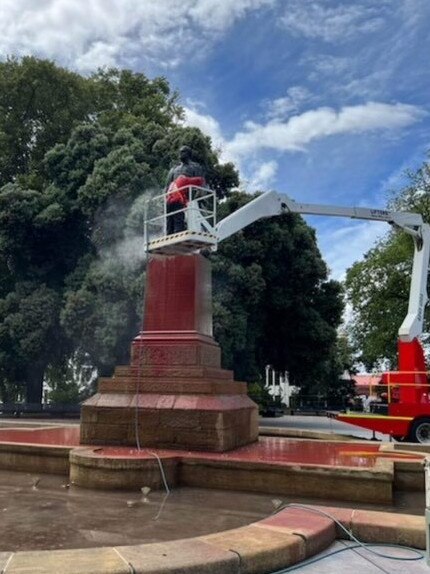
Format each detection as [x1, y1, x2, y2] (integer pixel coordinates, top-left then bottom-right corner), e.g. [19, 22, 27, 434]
[80, 254, 258, 451]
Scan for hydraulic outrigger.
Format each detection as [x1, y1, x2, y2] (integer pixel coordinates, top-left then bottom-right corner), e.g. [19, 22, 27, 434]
[144, 186, 430, 443]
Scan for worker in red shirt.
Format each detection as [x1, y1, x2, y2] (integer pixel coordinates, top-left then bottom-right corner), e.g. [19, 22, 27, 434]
[166, 174, 205, 234]
[165, 146, 206, 235]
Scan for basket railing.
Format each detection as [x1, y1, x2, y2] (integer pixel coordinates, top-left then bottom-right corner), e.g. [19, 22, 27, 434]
[143, 185, 217, 247]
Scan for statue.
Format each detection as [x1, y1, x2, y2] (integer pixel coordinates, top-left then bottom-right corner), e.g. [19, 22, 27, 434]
[165, 146, 206, 235]
[165, 145, 205, 186]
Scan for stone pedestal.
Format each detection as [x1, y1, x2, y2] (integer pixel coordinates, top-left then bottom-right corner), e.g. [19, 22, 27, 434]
[80, 254, 258, 451]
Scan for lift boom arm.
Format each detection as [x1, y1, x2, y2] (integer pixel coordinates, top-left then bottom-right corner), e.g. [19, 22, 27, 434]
[216, 191, 430, 342]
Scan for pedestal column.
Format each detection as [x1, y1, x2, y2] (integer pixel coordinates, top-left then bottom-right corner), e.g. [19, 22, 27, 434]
[80, 254, 258, 451]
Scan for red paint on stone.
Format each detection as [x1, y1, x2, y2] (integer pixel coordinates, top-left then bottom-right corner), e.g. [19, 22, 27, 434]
[0, 430, 422, 469]
[260, 507, 337, 556]
[129, 394, 160, 409]
[0, 426, 80, 446]
[260, 506, 335, 531]
[310, 505, 355, 537]
[174, 396, 199, 409]
[141, 254, 212, 335]
[86, 437, 383, 468]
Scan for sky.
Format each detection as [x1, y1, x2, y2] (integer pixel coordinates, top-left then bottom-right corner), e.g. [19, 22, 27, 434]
[1, 0, 429, 279]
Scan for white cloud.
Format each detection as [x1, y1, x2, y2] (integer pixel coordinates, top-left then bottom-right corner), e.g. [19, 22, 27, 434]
[0, 0, 276, 71]
[183, 106, 225, 150]
[189, 0, 275, 31]
[265, 86, 312, 120]
[75, 41, 120, 71]
[280, 1, 386, 43]
[317, 220, 387, 280]
[248, 160, 278, 190]
[182, 100, 426, 195]
[307, 54, 351, 77]
[183, 106, 278, 190]
[225, 102, 426, 160]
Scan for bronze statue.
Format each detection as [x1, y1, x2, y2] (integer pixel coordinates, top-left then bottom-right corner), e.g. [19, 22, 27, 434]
[165, 145, 205, 188]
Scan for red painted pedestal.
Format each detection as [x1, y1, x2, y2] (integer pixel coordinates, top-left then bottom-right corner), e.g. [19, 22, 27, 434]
[80, 254, 258, 451]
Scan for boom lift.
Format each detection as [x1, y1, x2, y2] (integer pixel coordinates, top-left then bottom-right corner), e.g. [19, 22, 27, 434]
[144, 186, 430, 443]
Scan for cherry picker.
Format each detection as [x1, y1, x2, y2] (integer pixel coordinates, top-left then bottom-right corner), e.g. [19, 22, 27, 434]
[144, 185, 430, 443]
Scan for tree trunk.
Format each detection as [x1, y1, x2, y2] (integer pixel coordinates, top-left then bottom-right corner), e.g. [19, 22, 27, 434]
[25, 366, 45, 404]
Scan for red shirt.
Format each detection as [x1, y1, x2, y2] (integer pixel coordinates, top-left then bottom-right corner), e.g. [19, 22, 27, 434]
[166, 175, 205, 205]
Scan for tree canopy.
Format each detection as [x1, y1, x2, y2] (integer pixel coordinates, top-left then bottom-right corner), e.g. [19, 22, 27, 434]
[345, 155, 430, 370]
[0, 56, 344, 403]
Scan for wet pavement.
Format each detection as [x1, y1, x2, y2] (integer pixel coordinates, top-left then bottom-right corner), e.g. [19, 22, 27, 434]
[0, 425, 407, 468]
[93, 438, 384, 468]
[0, 414, 393, 442]
[0, 425, 80, 446]
[0, 421, 423, 475]
[294, 540, 428, 573]
[260, 414, 391, 440]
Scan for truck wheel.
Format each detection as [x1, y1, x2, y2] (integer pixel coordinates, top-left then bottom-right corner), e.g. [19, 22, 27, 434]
[409, 418, 430, 443]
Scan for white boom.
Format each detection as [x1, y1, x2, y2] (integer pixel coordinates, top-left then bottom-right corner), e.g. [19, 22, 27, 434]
[216, 190, 430, 343]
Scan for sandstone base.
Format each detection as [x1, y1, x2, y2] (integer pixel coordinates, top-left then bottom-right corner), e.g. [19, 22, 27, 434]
[79, 336, 259, 452]
[80, 254, 259, 452]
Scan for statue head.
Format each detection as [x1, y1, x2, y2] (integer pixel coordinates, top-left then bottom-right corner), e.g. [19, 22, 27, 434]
[179, 145, 192, 163]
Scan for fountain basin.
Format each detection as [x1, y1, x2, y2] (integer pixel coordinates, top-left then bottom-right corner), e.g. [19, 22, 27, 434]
[0, 422, 426, 573]
[0, 424, 424, 504]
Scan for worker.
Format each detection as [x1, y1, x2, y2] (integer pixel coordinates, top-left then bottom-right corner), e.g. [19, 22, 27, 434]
[166, 174, 205, 234]
[165, 145, 206, 235]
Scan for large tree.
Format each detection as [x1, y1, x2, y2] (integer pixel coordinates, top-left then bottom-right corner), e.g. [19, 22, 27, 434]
[0, 59, 187, 401]
[0, 183, 77, 401]
[345, 155, 430, 369]
[0, 56, 344, 403]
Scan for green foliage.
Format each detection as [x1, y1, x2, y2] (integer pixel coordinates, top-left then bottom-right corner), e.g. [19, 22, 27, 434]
[62, 259, 143, 375]
[89, 69, 182, 131]
[345, 154, 430, 369]
[247, 382, 278, 411]
[213, 192, 344, 392]
[0, 56, 343, 404]
[335, 334, 358, 376]
[345, 234, 412, 368]
[44, 356, 97, 404]
[313, 335, 356, 402]
[44, 124, 111, 198]
[0, 282, 68, 401]
[45, 364, 81, 405]
[0, 57, 92, 187]
[0, 58, 187, 401]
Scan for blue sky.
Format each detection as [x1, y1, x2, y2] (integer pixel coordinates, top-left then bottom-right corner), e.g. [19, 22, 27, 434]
[1, 0, 429, 278]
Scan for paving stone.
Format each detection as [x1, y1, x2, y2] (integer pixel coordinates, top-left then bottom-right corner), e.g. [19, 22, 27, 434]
[259, 506, 336, 556]
[351, 509, 425, 549]
[286, 540, 428, 573]
[0, 553, 13, 571]
[308, 505, 355, 538]
[117, 538, 239, 574]
[201, 524, 305, 574]
[5, 547, 128, 574]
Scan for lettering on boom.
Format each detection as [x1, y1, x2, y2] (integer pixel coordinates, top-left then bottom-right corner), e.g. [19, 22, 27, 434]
[370, 209, 390, 218]
[418, 293, 424, 322]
